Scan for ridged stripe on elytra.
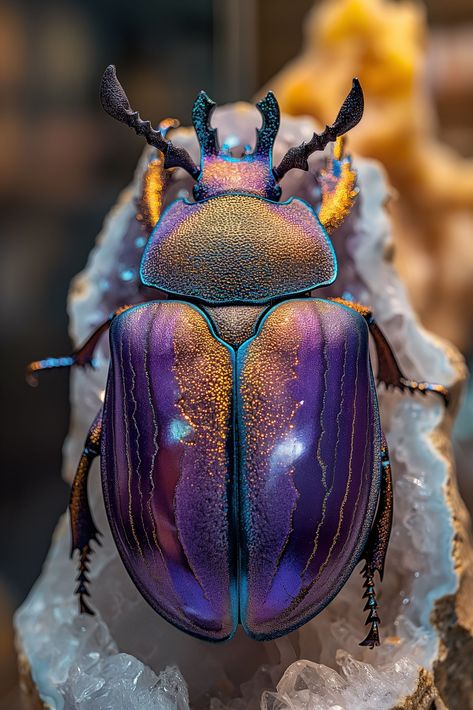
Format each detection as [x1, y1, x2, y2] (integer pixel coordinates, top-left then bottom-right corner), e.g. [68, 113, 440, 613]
[298, 317, 362, 599]
[107, 369, 134, 552]
[118, 312, 168, 592]
[238, 299, 379, 637]
[171, 305, 233, 608]
[143, 313, 165, 564]
[115, 307, 184, 602]
[120, 331, 146, 562]
[338, 364, 372, 562]
[301, 328, 348, 580]
[104, 302, 236, 639]
[316, 309, 329, 492]
[120, 316, 164, 592]
[127, 314, 153, 554]
[281, 303, 362, 610]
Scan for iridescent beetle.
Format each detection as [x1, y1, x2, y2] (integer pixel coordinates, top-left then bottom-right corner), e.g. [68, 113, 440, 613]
[28, 65, 448, 648]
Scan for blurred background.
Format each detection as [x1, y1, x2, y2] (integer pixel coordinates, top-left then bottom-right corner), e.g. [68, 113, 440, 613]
[0, 0, 472, 706]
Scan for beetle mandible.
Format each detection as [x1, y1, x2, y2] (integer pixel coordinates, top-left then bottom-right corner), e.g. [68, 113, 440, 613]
[28, 65, 449, 648]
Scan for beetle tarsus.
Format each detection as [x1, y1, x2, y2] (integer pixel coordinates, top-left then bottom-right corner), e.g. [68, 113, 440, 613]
[25, 354, 97, 385]
[25, 356, 76, 385]
[397, 378, 449, 408]
[359, 566, 381, 648]
[79, 597, 95, 616]
[70, 410, 103, 616]
[358, 435, 393, 648]
[74, 543, 97, 615]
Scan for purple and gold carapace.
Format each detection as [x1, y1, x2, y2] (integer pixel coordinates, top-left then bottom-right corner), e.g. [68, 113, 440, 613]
[238, 300, 381, 639]
[140, 194, 337, 303]
[101, 298, 380, 641]
[102, 302, 236, 640]
[28, 65, 448, 648]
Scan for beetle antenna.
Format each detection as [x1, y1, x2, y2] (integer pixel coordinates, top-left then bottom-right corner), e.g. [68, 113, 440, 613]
[100, 65, 200, 179]
[253, 91, 280, 158]
[273, 78, 364, 181]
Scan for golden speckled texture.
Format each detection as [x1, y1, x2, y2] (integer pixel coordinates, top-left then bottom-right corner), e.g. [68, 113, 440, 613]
[240, 309, 301, 461]
[141, 193, 336, 303]
[204, 304, 267, 347]
[196, 155, 275, 200]
[172, 306, 233, 470]
[138, 157, 167, 233]
[318, 155, 358, 235]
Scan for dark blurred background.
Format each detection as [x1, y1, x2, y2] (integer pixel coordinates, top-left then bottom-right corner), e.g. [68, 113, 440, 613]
[0, 0, 472, 706]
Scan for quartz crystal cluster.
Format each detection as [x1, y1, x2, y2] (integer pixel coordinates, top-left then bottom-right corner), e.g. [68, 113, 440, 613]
[15, 103, 471, 709]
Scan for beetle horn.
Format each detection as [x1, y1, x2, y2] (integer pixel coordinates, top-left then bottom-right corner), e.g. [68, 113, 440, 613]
[192, 91, 219, 157]
[100, 65, 200, 179]
[253, 91, 280, 157]
[273, 78, 364, 181]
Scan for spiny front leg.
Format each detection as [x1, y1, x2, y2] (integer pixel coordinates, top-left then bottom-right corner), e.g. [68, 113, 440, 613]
[330, 298, 449, 407]
[70, 409, 103, 615]
[368, 320, 449, 407]
[360, 434, 393, 648]
[26, 305, 132, 386]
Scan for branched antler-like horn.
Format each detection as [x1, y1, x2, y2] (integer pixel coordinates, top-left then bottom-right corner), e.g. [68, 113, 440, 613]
[273, 78, 364, 181]
[100, 65, 200, 179]
[192, 91, 219, 157]
[253, 91, 280, 157]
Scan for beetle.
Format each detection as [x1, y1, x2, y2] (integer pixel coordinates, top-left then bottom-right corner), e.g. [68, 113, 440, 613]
[28, 65, 448, 648]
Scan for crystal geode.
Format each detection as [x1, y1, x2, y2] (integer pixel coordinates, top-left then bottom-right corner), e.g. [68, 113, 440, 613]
[15, 104, 472, 709]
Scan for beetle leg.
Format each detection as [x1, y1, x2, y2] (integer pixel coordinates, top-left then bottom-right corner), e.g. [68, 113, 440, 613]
[359, 434, 393, 648]
[330, 298, 449, 407]
[368, 320, 449, 407]
[26, 305, 132, 386]
[69, 409, 103, 615]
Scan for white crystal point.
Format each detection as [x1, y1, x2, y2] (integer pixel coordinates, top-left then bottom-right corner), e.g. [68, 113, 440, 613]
[14, 103, 470, 709]
[261, 652, 420, 710]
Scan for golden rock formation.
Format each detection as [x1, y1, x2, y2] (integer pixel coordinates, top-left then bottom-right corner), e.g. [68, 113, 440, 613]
[264, 0, 473, 353]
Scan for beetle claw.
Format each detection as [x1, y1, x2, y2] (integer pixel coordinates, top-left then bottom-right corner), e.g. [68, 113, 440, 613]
[79, 596, 95, 616]
[359, 567, 382, 648]
[25, 362, 41, 387]
[359, 623, 380, 648]
[399, 378, 449, 408]
[26, 372, 39, 388]
[72, 542, 98, 615]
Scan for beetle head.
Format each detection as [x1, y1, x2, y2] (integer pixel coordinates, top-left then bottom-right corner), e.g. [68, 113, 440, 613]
[191, 90, 282, 201]
[100, 66, 364, 205]
[100, 66, 365, 304]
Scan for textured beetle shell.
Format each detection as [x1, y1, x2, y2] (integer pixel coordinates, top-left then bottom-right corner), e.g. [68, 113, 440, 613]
[194, 154, 276, 201]
[238, 299, 381, 639]
[102, 301, 236, 641]
[101, 297, 381, 641]
[140, 194, 337, 304]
